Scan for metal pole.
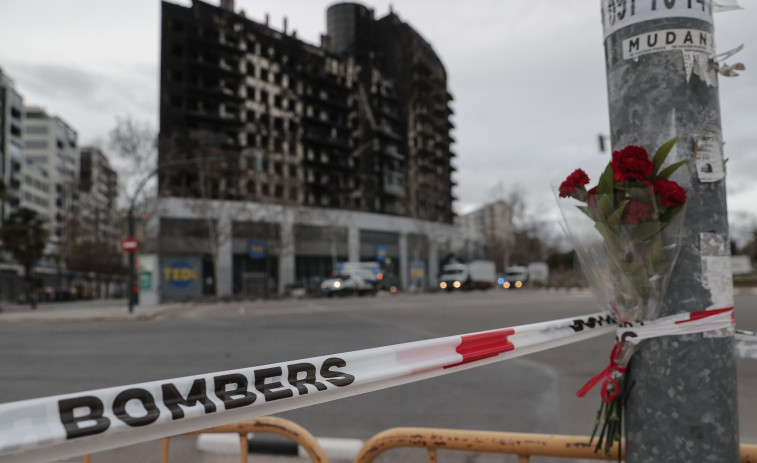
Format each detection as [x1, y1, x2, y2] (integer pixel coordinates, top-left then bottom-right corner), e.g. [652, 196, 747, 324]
[127, 206, 135, 313]
[601, 2, 738, 461]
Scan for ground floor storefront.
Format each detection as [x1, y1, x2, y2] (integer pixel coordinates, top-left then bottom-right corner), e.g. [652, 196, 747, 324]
[140, 197, 484, 302]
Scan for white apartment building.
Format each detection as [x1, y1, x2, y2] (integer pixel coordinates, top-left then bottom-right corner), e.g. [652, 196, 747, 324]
[22, 106, 80, 254]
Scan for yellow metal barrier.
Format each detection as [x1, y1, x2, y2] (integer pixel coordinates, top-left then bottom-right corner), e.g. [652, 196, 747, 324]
[82, 419, 757, 463]
[83, 416, 330, 463]
[353, 427, 757, 463]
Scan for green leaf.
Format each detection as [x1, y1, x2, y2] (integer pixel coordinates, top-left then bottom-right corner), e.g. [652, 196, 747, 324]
[628, 221, 663, 243]
[617, 185, 653, 202]
[657, 159, 690, 180]
[652, 136, 679, 175]
[607, 200, 629, 227]
[598, 193, 614, 219]
[598, 163, 614, 197]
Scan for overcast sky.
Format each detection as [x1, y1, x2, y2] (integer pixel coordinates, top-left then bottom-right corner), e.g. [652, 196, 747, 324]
[0, 0, 754, 236]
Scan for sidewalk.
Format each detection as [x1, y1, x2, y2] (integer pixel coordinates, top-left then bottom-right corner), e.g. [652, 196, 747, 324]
[0, 298, 189, 324]
[2, 286, 755, 325]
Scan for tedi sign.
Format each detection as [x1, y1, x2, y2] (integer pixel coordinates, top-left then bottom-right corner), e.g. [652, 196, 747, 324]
[163, 261, 198, 288]
[161, 257, 202, 298]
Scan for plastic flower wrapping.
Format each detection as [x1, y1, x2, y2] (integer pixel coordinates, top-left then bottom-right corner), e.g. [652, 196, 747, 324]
[554, 137, 689, 457]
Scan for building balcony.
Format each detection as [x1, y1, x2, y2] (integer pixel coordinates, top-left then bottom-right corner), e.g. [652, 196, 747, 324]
[188, 33, 245, 55]
[186, 108, 244, 126]
[380, 144, 405, 161]
[303, 156, 353, 172]
[379, 104, 401, 121]
[382, 171, 405, 197]
[187, 58, 243, 77]
[189, 85, 245, 102]
[302, 131, 350, 149]
[377, 125, 402, 141]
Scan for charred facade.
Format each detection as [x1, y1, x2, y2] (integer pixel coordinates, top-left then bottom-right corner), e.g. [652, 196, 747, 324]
[159, 0, 456, 223]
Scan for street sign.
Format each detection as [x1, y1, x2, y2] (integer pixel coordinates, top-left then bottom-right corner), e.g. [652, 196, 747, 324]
[121, 237, 139, 253]
[248, 239, 267, 259]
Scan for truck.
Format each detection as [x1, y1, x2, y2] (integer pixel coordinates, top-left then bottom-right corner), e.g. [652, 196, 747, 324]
[527, 262, 549, 286]
[439, 260, 496, 290]
[501, 266, 528, 289]
[500, 262, 549, 289]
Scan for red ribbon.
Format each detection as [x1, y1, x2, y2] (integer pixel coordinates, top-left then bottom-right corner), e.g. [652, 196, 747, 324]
[576, 341, 627, 403]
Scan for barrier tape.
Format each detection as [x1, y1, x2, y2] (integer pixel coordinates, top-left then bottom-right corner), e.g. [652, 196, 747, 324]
[0, 312, 616, 463]
[616, 307, 735, 344]
[577, 307, 735, 402]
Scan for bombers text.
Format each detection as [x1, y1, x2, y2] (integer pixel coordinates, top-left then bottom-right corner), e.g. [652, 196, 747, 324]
[58, 357, 355, 439]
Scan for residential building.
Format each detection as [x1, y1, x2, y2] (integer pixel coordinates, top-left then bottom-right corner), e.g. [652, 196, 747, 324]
[77, 146, 119, 247]
[19, 159, 53, 224]
[22, 106, 80, 258]
[460, 200, 516, 272]
[0, 66, 24, 220]
[151, 0, 475, 300]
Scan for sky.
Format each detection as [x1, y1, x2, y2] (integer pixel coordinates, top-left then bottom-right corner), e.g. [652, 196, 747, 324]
[1, 0, 755, 241]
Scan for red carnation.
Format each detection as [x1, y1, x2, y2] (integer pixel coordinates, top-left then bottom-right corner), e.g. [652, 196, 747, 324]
[622, 199, 653, 224]
[611, 145, 653, 182]
[559, 169, 590, 198]
[652, 179, 687, 207]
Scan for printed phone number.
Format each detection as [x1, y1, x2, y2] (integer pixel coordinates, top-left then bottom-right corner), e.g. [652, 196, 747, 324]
[603, 0, 713, 35]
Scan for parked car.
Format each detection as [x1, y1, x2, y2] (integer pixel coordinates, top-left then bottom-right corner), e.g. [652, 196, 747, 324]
[320, 273, 376, 297]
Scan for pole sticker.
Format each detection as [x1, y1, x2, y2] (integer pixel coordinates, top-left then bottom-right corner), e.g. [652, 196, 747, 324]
[602, 0, 715, 38]
[622, 28, 714, 60]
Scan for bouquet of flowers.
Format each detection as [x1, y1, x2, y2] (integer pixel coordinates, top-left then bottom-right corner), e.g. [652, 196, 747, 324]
[555, 137, 689, 456]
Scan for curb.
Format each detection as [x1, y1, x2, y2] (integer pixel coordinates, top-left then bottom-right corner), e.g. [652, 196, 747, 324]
[197, 433, 364, 461]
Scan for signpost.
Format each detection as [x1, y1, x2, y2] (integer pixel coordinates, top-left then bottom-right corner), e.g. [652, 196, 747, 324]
[121, 237, 138, 253]
[600, 1, 739, 460]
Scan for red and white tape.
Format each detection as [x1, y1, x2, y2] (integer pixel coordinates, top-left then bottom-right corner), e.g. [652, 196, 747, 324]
[616, 307, 735, 344]
[0, 312, 615, 463]
[0, 307, 741, 462]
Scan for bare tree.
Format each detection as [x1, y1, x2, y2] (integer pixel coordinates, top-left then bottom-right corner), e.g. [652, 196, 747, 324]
[108, 116, 158, 209]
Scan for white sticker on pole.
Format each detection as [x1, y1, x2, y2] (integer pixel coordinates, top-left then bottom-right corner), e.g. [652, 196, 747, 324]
[736, 330, 757, 359]
[694, 134, 725, 182]
[602, 0, 715, 38]
[0, 312, 616, 463]
[621, 28, 714, 60]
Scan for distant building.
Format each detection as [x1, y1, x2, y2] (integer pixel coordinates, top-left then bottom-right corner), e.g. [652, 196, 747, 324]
[459, 200, 515, 271]
[151, 0, 476, 300]
[0, 66, 24, 220]
[22, 106, 80, 256]
[77, 146, 119, 247]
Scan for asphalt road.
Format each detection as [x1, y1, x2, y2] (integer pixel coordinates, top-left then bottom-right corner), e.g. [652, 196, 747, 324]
[1, 290, 756, 462]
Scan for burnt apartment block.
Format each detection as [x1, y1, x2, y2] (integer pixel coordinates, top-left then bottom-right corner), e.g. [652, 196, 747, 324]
[159, 0, 456, 223]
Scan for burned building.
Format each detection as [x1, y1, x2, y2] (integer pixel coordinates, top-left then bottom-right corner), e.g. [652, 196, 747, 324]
[151, 0, 473, 300]
[159, 0, 456, 223]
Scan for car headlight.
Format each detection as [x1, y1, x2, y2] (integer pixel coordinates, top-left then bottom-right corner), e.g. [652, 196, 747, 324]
[453, 281, 461, 289]
[334, 281, 341, 289]
[503, 282, 510, 289]
[440, 282, 447, 289]
[515, 281, 523, 288]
